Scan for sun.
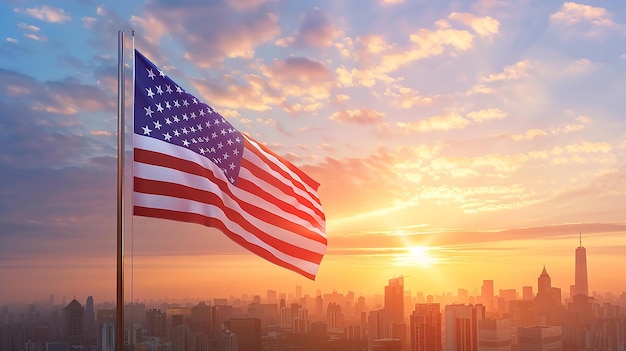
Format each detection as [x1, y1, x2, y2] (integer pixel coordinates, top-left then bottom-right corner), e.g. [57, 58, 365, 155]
[394, 246, 438, 267]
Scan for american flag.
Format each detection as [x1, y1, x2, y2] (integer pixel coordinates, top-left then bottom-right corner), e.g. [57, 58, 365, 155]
[133, 49, 327, 279]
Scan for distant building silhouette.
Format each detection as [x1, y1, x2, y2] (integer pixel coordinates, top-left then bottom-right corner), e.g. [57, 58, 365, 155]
[64, 299, 84, 348]
[478, 318, 511, 351]
[517, 325, 562, 351]
[385, 276, 405, 324]
[409, 303, 441, 351]
[445, 304, 485, 351]
[145, 308, 166, 337]
[84, 296, 95, 348]
[372, 338, 402, 351]
[574, 233, 589, 297]
[224, 318, 261, 351]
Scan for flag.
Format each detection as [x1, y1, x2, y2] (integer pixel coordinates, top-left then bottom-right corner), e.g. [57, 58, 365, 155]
[133, 49, 327, 279]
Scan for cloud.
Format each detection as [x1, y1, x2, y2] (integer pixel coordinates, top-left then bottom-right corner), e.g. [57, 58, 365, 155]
[291, 7, 341, 48]
[395, 111, 470, 132]
[466, 108, 507, 123]
[384, 84, 433, 108]
[511, 129, 548, 141]
[17, 23, 40, 32]
[481, 60, 531, 82]
[6, 38, 18, 44]
[330, 108, 385, 124]
[549, 2, 617, 37]
[448, 12, 500, 38]
[138, 0, 280, 67]
[15, 5, 71, 23]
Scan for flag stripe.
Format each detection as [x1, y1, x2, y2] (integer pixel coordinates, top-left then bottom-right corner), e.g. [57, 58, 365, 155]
[134, 174, 326, 259]
[133, 205, 319, 279]
[134, 137, 326, 239]
[245, 138, 323, 209]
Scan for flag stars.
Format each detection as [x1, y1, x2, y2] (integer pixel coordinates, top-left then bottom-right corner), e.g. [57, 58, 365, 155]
[199, 110, 205, 117]
[211, 132, 217, 139]
[227, 139, 233, 146]
[190, 126, 196, 133]
[165, 117, 172, 125]
[165, 101, 172, 110]
[146, 87, 155, 98]
[144, 106, 154, 117]
[232, 149, 239, 156]
[183, 99, 189, 107]
[182, 113, 189, 121]
[193, 98, 198, 104]
[173, 130, 180, 137]
[229, 163, 235, 170]
[182, 140, 190, 147]
[153, 120, 162, 130]
[182, 127, 189, 135]
[176, 86, 183, 94]
[156, 86, 164, 95]
[190, 112, 196, 119]
[173, 100, 180, 108]
[199, 148, 206, 155]
[156, 103, 164, 113]
[142, 125, 152, 135]
[196, 124, 202, 131]
[220, 129, 227, 136]
[165, 85, 173, 93]
[159, 69, 165, 77]
[173, 116, 180, 123]
[205, 121, 211, 128]
[147, 68, 156, 80]
[223, 153, 230, 160]
[217, 142, 223, 149]
[163, 132, 172, 141]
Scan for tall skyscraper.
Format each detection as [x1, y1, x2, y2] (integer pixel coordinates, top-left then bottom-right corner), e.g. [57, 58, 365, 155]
[410, 303, 441, 351]
[64, 299, 85, 347]
[481, 280, 494, 311]
[385, 276, 404, 324]
[445, 304, 485, 351]
[146, 308, 167, 337]
[478, 318, 511, 351]
[84, 296, 96, 347]
[574, 232, 588, 297]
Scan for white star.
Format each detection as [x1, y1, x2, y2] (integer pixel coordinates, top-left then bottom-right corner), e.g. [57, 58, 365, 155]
[156, 103, 164, 113]
[193, 98, 198, 104]
[190, 112, 196, 119]
[229, 163, 235, 170]
[182, 114, 189, 121]
[220, 129, 227, 136]
[214, 118, 220, 124]
[173, 100, 180, 108]
[207, 107, 213, 114]
[199, 110, 205, 117]
[165, 117, 172, 125]
[159, 69, 165, 77]
[165, 85, 173, 93]
[183, 99, 189, 107]
[142, 125, 152, 135]
[182, 127, 188, 134]
[173, 130, 180, 137]
[182, 139, 190, 147]
[229, 176, 235, 183]
[227, 139, 233, 146]
[144, 106, 154, 117]
[196, 124, 203, 131]
[153, 120, 162, 130]
[211, 132, 217, 139]
[199, 148, 206, 155]
[156, 86, 164, 95]
[165, 101, 172, 110]
[223, 153, 229, 160]
[217, 142, 223, 149]
[163, 132, 172, 141]
[205, 121, 211, 127]
[232, 149, 239, 156]
[146, 87, 155, 98]
[210, 147, 216, 153]
[235, 137, 241, 143]
[190, 126, 196, 133]
[173, 116, 180, 123]
[176, 86, 183, 94]
[191, 138, 197, 144]
[147, 68, 156, 80]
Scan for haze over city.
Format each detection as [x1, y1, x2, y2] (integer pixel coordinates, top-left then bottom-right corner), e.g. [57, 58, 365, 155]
[1, 0, 625, 307]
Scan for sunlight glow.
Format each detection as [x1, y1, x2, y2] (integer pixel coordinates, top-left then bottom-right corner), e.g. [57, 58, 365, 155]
[394, 246, 438, 267]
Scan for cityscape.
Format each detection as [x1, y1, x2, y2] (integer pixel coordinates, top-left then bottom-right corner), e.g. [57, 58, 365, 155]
[2, 238, 626, 351]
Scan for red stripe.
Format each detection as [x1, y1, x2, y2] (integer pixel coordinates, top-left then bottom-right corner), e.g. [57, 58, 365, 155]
[249, 136, 320, 190]
[239, 158, 325, 224]
[134, 176, 327, 260]
[245, 139, 322, 208]
[135, 148, 326, 240]
[133, 206, 317, 280]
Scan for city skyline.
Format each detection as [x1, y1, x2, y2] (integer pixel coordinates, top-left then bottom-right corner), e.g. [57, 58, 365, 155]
[1, 0, 625, 303]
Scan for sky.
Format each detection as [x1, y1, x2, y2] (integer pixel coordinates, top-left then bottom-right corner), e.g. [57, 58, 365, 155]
[0, 0, 625, 305]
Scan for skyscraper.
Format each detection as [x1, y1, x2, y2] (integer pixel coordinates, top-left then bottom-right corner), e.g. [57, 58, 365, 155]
[64, 299, 84, 347]
[385, 276, 404, 324]
[410, 303, 441, 351]
[445, 304, 485, 351]
[574, 232, 588, 297]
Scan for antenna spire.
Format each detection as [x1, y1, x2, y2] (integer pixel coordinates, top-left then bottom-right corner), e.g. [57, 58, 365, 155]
[579, 230, 582, 247]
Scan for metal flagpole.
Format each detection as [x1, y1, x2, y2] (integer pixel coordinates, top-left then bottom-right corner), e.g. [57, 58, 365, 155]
[116, 29, 125, 351]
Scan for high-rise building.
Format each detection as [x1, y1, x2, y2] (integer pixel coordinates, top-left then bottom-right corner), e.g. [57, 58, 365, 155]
[409, 303, 441, 351]
[84, 296, 95, 347]
[482, 280, 494, 311]
[327, 302, 343, 333]
[146, 308, 167, 337]
[478, 318, 511, 351]
[385, 276, 405, 324]
[369, 309, 391, 350]
[225, 318, 261, 351]
[445, 304, 485, 351]
[517, 325, 562, 351]
[522, 286, 533, 301]
[101, 323, 115, 351]
[64, 299, 84, 347]
[574, 233, 588, 297]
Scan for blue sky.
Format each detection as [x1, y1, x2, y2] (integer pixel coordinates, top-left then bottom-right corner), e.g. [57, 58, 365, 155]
[0, 0, 625, 302]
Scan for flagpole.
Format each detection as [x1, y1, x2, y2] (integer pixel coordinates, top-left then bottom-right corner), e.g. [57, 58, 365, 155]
[116, 29, 125, 351]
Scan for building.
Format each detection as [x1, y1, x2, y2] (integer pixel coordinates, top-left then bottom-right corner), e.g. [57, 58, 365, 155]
[372, 338, 402, 351]
[482, 281, 495, 312]
[101, 323, 115, 351]
[517, 325, 562, 351]
[409, 303, 441, 351]
[64, 299, 84, 348]
[478, 318, 511, 351]
[224, 318, 261, 351]
[327, 302, 343, 333]
[146, 308, 167, 337]
[445, 304, 485, 351]
[84, 296, 96, 348]
[385, 276, 405, 324]
[574, 233, 588, 297]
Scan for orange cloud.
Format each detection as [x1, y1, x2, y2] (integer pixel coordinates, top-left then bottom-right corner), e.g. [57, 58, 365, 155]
[16, 5, 71, 23]
[330, 108, 385, 124]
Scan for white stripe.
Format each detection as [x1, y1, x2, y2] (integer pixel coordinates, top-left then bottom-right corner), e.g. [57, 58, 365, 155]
[134, 161, 326, 253]
[134, 134, 325, 233]
[245, 136, 324, 212]
[134, 192, 320, 276]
